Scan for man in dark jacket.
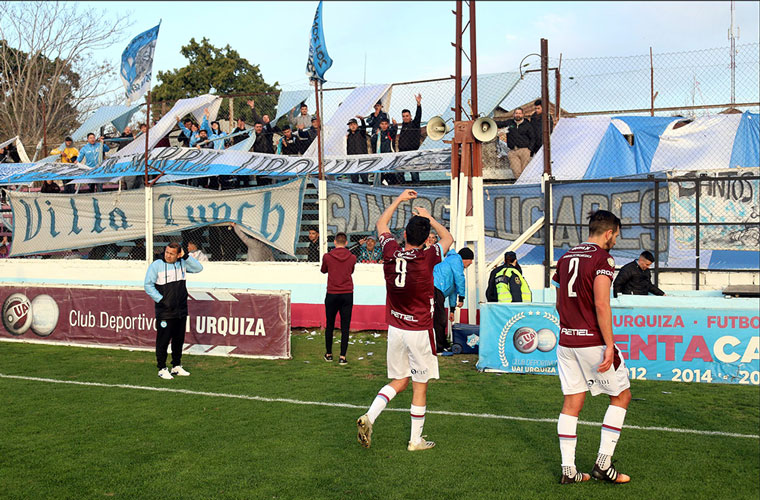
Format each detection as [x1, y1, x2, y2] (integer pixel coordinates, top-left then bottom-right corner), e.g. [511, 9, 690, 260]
[321, 232, 357, 364]
[251, 122, 273, 154]
[230, 117, 251, 146]
[495, 107, 535, 179]
[365, 100, 389, 134]
[144, 242, 203, 380]
[613, 251, 665, 298]
[397, 93, 423, 183]
[307, 228, 320, 262]
[372, 118, 400, 184]
[530, 99, 554, 155]
[347, 117, 369, 183]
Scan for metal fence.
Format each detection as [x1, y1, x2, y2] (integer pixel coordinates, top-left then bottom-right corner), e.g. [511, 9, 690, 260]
[544, 173, 760, 289]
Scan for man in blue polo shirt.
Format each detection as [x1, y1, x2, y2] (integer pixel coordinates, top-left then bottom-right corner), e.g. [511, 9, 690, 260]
[432, 247, 474, 353]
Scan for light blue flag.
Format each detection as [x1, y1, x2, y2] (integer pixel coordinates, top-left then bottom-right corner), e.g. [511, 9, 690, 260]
[120, 22, 161, 105]
[305, 1, 333, 82]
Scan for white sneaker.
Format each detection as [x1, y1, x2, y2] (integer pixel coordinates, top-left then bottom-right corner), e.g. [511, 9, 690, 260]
[158, 368, 173, 380]
[407, 437, 435, 451]
[171, 365, 190, 377]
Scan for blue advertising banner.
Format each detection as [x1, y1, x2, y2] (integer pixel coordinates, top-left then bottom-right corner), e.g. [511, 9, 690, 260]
[478, 300, 760, 385]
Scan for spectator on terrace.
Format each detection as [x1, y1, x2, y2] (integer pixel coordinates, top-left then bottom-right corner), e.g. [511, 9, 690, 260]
[201, 108, 227, 150]
[425, 232, 438, 249]
[397, 93, 424, 183]
[248, 100, 278, 152]
[116, 126, 135, 151]
[530, 99, 553, 155]
[230, 117, 251, 146]
[307, 228, 320, 262]
[251, 122, 271, 154]
[290, 102, 312, 131]
[495, 107, 535, 179]
[0, 143, 20, 163]
[187, 240, 208, 262]
[40, 180, 61, 193]
[195, 129, 213, 149]
[365, 100, 389, 134]
[153, 120, 171, 148]
[371, 118, 399, 184]
[79, 132, 110, 192]
[346, 117, 369, 183]
[298, 116, 319, 155]
[352, 236, 382, 263]
[53, 136, 79, 164]
[177, 118, 201, 147]
[277, 126, 299, 155]
[232, 223, 274, 262]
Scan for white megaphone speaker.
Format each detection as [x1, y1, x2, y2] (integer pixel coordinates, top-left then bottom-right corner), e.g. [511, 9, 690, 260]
[426, 116, 451, 141]
[472, 116, 498, 143]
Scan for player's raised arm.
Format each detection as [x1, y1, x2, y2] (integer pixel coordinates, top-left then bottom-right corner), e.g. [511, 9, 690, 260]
[376, 189, 417, 235]
[412, 206, 453, 255]
[594, 274, 615, 372]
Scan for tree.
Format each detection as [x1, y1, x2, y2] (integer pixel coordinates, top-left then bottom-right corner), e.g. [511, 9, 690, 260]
[153, 38, 279, 123]
[0, 1, 133, 155]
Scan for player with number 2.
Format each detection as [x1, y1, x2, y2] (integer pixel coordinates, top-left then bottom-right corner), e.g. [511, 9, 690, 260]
[552, 210, 632, 484]
[356, 189, 453, 451]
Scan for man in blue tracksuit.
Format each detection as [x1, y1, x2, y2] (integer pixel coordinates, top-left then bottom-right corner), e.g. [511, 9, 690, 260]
[144, 242, 203, 379]
[432, 247, 474, 352]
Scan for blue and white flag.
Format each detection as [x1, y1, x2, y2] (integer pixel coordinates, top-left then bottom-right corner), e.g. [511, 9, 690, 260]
[305, 1, 333, 82]
[120, 23, 161, 105]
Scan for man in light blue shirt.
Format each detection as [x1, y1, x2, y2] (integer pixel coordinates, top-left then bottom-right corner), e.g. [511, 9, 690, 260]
[432, 247, 474, 352]
[78, 132, 110, 192]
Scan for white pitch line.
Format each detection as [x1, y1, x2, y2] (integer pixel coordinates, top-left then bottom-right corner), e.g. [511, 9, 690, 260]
[1, 373, 757, 440]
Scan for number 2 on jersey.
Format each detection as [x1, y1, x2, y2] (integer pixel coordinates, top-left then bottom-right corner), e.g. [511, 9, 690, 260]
[567, 257, 579, 297]
[395, 258, 407, 287]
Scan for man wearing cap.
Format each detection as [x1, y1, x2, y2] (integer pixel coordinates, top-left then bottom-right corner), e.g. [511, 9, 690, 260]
[365, 100, 389, 134]
[51, 137, 79, 193]
[347, 116, 369, 183]
[487, 251, 532, 303]
[352, 236, 382, 263]
[433, 247, 474, 352]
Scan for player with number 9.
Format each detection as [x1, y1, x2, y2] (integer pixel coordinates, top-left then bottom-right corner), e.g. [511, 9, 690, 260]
[356, 189, 453, 452]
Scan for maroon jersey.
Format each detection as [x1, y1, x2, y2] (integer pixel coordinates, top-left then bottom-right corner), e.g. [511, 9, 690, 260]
[379, 232, 442, 330]
[552, 242, 615, 348]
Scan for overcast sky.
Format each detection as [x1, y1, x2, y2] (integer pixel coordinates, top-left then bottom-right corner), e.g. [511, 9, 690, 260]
[78, 1, 759, 92]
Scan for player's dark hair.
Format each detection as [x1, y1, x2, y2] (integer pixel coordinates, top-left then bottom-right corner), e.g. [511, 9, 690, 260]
[640, 250, 655, 262]
[588, 210, 621, 236]
[405, 216, 431, 247]
[458, 247, 474, 260]
[335, 232, 347, 244]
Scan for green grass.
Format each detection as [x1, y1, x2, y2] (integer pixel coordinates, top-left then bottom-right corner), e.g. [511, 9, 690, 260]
[1, 331, 758, 500]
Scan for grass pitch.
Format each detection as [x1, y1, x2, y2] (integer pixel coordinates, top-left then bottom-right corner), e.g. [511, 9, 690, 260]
[1, 330, 758, 500]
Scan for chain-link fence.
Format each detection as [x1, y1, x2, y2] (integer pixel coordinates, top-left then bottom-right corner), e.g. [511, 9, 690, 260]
[545, 172, 760, 289]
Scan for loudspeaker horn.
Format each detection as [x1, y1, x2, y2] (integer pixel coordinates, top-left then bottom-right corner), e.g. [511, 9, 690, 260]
[426, 116, 451, 141]
[472, 116, 498, 143]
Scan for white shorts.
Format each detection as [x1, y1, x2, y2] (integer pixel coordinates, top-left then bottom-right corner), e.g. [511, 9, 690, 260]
[386, 325, 440, 383]
[557, 345, 630, 397]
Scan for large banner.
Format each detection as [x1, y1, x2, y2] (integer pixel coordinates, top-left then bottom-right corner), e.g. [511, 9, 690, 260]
[0, 285, 291, 359]
[326, 182, 543, 239]
[669, 168, 760, 251]
[8, 178, 306, 257]
[478, 302, 760, 385]
[0, 148, 451, 185]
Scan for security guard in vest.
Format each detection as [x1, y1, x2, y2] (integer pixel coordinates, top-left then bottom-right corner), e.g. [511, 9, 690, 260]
[492, 251, 532, 303]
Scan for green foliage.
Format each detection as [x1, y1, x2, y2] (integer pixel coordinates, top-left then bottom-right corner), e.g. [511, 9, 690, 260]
[153, 38, 279, 121]
[1, 334, 758, 499]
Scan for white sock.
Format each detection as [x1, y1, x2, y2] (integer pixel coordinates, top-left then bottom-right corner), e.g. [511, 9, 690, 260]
[558, 413, 578, 476]
[597, 405, 627, 470]
[410, 404, 426, 443]
[366, 385, 397, 424]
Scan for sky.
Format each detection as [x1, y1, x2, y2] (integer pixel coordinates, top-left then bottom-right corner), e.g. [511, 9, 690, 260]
[77, 0, 759, 94]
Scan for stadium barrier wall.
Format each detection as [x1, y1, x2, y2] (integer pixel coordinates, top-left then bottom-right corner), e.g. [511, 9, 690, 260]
[478, 298, 760, 385]
[0, 284, 291, 359]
